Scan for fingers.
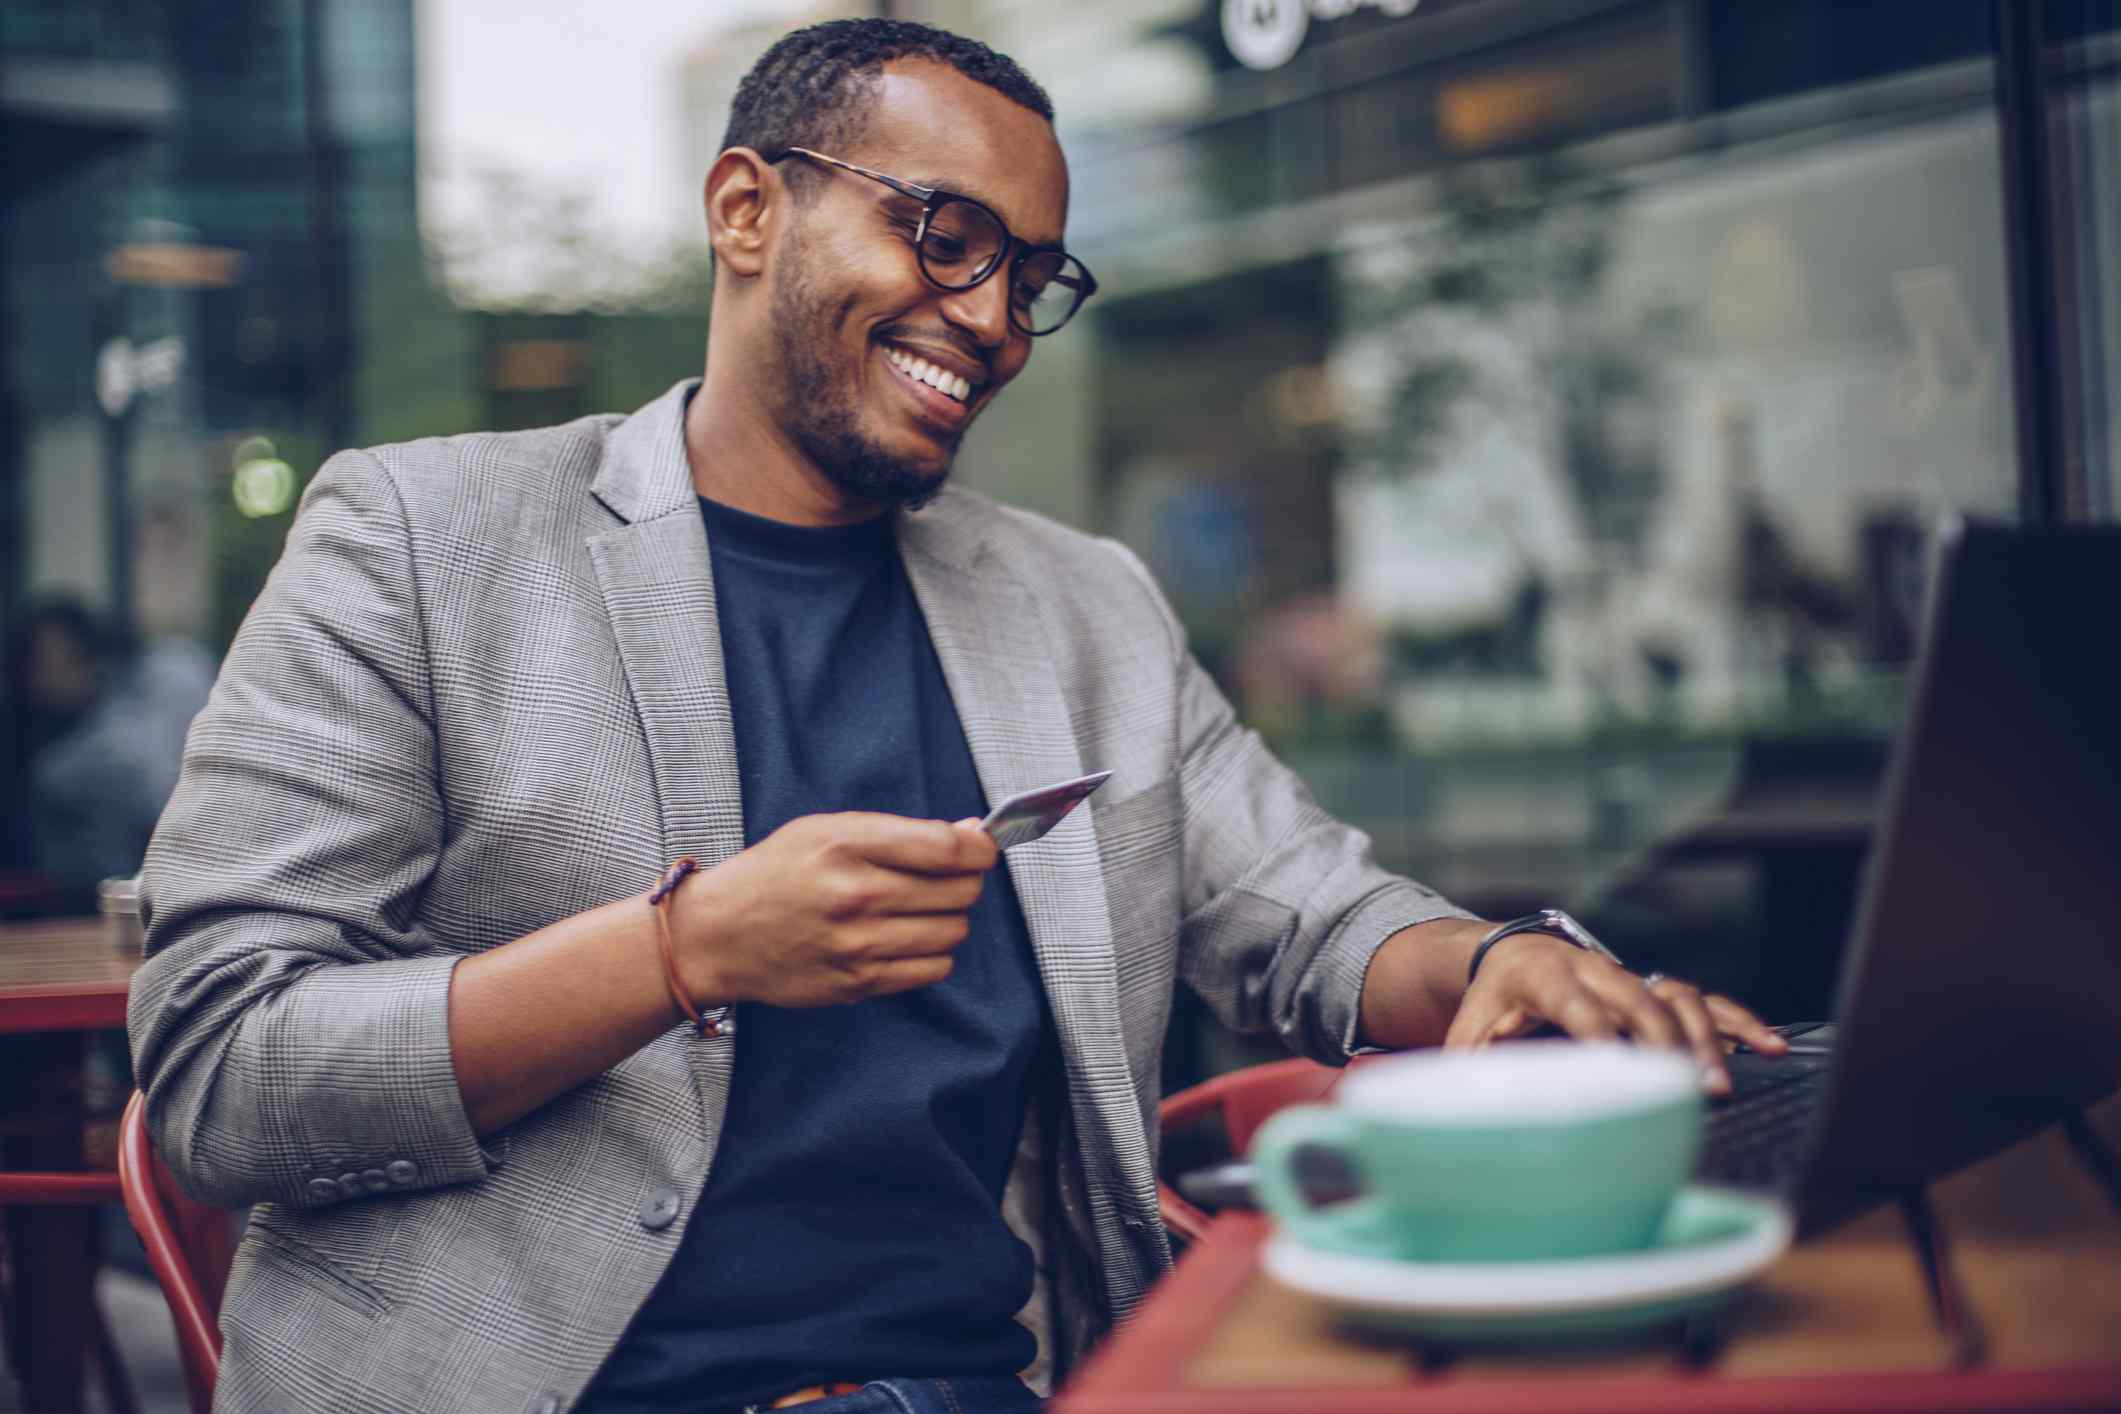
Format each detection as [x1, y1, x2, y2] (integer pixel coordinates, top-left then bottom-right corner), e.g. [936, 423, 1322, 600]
[1645, 979, 1731, 1095]
[826, 812, 998, 875]
[1465, 1007, 1548, 1048]
[1573, 967, 1730, 1091]
[1443, 989, 1509, 1049]
[1551, 990, 1620, 1043]
[1580, 966, 1683, 1053]
[852, 912, 972, 961]
[864, 865, 986, 917]
[864, 953, 956, 996]
[1705, 994, 1789, 1054]
[1576, 968, 1737, 1091]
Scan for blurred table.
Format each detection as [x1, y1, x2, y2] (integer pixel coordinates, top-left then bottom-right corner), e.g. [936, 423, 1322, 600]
[1058, 1092, 2121, 1413]
[0, 916, 137, 1031]
[1, 917, 144, 1412]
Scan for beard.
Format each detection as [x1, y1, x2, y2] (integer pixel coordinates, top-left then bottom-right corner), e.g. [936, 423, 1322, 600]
[770, 245, 956, 513]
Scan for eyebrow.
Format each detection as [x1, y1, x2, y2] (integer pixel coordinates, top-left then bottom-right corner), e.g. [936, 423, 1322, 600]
[903, 172, 1065, 249]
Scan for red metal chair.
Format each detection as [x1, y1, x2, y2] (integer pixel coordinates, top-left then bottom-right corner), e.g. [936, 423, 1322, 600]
[118, 1091, 235, 1414]
[1155, 1056, 1351, 1244]
[0, 1082, 132, 1410]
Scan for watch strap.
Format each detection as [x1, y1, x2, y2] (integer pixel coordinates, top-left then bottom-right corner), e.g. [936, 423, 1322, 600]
[1466, 909, 1622, 986]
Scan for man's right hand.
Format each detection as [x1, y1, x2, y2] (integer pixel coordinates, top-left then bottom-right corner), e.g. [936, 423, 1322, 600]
[670, 812, 998, 1009]
[447, 811, 997, 1134]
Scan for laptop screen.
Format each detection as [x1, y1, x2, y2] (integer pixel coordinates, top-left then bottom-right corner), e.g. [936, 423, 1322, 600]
[1800, 522, 2121, 1210]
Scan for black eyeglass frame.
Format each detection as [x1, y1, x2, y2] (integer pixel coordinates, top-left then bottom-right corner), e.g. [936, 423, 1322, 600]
[770, 145, 1098, 337]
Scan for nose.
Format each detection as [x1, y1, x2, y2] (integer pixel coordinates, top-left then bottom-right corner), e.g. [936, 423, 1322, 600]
[935, 261, 1019, 354]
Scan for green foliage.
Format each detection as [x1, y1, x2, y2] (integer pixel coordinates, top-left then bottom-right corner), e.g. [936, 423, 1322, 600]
[1344, 154, 1685, 547]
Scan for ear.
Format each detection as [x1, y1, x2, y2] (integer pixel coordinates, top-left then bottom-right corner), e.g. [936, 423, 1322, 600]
[705, 147, 776, 278]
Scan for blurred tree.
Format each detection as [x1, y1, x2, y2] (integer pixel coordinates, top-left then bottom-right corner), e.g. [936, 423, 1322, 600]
[1344, 154, 1686, 564]
[427, 160, 712, 316]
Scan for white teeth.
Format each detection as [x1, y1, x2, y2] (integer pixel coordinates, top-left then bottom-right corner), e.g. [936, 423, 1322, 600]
[884, 346, 971, 403]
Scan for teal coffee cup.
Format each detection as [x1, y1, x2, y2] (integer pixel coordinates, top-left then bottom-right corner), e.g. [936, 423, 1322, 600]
[1252, 1041, 1704, 1263]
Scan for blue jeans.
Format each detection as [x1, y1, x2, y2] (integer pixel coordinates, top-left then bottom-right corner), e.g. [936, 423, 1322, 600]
[756, 1376, 1045, 1414]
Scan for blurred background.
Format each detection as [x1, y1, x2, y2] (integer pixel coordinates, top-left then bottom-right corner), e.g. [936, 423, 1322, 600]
[0, 0, 2117, 1405]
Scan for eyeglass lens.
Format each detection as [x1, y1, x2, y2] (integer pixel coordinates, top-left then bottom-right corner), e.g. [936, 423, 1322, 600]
[919, 196, 1088, 334]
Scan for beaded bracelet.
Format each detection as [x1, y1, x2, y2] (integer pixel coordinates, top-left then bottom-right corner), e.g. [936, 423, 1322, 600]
[648, 857, 719, 1036]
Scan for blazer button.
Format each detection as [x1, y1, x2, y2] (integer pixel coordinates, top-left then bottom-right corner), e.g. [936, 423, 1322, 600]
[386, 1160, 418, 1186]
[337, 1173, 365, 1199]
[638, 1186, 681, 1231]
[529, 1396, 561, 1414]
[307, 1178, 339, 1200]
[361, 1168, 391, 1194]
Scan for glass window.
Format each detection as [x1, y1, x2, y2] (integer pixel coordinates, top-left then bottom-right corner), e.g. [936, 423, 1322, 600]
[1, 1, 706, 905]
[953, 0, 2026, 1050]
[2047, 0, 2121, 519]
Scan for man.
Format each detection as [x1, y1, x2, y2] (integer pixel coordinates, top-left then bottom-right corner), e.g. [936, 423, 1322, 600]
[23, 597, 213, 902]
[129, 20, 1783, 1414]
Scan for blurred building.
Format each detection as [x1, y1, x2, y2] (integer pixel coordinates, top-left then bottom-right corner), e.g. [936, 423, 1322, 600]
[1, 0, 464, 874]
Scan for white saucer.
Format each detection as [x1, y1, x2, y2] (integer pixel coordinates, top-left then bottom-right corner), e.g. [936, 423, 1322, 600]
[1262, 1185, 1793, 1346]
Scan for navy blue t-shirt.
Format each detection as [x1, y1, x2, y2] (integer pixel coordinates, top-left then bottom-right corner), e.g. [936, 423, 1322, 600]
[582, 494, 1050, 1411]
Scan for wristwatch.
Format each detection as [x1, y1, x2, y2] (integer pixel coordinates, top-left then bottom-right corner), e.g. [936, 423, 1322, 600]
[1466, 908, 1624, 985]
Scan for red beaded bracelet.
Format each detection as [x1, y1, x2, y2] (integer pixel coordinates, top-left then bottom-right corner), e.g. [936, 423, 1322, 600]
[648, 857, 719, 1036]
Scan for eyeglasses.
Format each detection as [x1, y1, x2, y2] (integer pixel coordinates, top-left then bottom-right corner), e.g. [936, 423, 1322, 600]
[770, 146, 1097, 337]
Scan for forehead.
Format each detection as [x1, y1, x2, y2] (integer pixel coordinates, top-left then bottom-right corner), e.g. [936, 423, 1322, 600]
[848, 60, 1069, 246]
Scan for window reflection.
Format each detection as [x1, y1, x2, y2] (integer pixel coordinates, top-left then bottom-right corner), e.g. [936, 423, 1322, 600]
[2047, 2, 2121, 517]
[953, 0, 2054, 1055]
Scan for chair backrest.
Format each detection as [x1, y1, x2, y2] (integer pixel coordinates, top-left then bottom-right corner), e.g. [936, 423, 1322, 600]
[1156, 1056, 1349, 1243]
[118, 1091, 234, 1414]
[1159, 1056, 1345, 1153]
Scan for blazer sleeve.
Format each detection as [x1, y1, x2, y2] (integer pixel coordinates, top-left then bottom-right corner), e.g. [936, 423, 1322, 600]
[1099, 539, 1479, 1063]
[127, 447, 495, 1210]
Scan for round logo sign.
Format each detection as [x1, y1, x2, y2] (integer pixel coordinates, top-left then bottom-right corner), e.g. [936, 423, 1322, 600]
[1222, 0, 1310, 71]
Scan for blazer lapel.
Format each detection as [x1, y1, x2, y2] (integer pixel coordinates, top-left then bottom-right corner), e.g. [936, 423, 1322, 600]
[899, 500, 1156, 1243]
[586, 381, 744, 1124]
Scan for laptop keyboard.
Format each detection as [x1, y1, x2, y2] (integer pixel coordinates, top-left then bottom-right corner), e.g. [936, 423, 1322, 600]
[1696, 1053, 1832, 1190]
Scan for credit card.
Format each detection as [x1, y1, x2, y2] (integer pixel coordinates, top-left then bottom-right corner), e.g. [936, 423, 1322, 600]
[978, 770, 1114, 850]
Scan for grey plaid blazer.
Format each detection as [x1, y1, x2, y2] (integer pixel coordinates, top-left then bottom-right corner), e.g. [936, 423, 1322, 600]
[128, 378, 1470, 1414]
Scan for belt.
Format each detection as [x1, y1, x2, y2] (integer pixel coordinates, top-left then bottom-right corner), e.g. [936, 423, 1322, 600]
[741, 1380, 867, 1412]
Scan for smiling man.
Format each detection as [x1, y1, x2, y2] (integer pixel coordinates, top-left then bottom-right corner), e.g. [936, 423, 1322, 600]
[686, 43, 1075, 525]
[128, 20, 1781, 1414]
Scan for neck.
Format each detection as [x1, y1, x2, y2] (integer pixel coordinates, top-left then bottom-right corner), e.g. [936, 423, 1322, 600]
[684, 337, 889, 529]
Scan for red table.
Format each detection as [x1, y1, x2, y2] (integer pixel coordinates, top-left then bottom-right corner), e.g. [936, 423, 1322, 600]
[0, 915, 136, 1028]
[1058, 1093, 2121, 1413]
[1, 918, 144, 1411]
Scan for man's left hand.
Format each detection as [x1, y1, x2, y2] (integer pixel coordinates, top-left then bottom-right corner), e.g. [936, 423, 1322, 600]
[1443, 934, 1788, 1094]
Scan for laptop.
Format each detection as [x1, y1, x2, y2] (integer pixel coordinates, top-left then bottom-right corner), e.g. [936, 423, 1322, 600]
[1697, 520, 2121, 1231]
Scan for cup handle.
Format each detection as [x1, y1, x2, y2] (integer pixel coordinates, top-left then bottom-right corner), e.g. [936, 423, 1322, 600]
[1250, 1104, 1376, 1250]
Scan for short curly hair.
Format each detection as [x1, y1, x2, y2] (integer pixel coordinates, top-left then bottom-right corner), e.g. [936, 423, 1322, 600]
[722, 18, 1053, 186]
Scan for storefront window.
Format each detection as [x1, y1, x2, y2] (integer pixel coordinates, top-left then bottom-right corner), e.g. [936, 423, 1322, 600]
[945, 0, 2044, 1040]
[2048, 0, 2121, 518]
[0, 0, 704, 902]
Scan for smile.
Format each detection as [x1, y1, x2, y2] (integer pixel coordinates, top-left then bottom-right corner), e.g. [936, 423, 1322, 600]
[882, 344, 975, 404]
